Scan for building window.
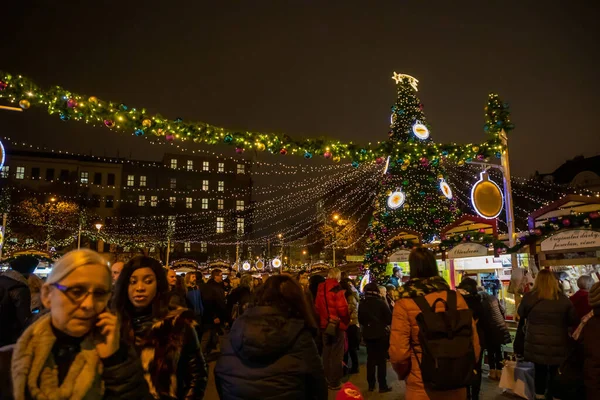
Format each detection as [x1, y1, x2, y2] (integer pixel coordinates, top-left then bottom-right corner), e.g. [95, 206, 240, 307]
[202, 161, 209, 171]
[218, 162, 225, 173]
[31, 167, 40, 180]
[236, 200, 245, 211]
[217, 199, 224, 210]
[170, 159, 177, 169]
[237, 218, 245, 234]
[169, 197, 176, 207]
[218, 181, 224, 192]
[91, 194, 101, 208]
[202, 180, 209, 191]
[93, 172, 102, 185]
[187, 160, 194, 171]
[106, 195, 114, 208]
[107, 173, 115, 185]
[139, 176, 147, 187]
[60, 169, 69, 181]
[202, 198, 209, 209]
[127, 175, 135, 186]
[200, 241, 207, 253]
[237, 164, 245, 174]
[216, 217, 224, 233]
[80, 171, 89, 184]
[1, 166, 9, 178]
[138, 195, 146, 207]
[16, 167, 25, 180]
[150, 196, 158, 207]
[170, 178, 176, 189]
[184, 242, 191, 253]
[186, 197, 193, 209]
[45, 168, 55, 181]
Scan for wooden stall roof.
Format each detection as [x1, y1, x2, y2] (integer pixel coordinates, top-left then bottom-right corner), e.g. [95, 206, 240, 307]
[528, 194, 600, 229]
[441, 215, 498, 237]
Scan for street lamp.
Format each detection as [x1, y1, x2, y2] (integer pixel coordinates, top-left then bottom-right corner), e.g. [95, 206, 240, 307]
[49, 197, 56, 202]
[95, 222, 103, 231]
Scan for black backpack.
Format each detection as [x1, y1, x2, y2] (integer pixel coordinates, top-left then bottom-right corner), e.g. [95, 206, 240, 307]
[412, 290, 477, 391]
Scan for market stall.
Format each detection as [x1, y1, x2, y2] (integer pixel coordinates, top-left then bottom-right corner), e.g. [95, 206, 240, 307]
[527, 195, 600, 295]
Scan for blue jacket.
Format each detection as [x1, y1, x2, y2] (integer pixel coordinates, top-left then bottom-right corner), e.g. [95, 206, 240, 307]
[186, 286, 204, 317]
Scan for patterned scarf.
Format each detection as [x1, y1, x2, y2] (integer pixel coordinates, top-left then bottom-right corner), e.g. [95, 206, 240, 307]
[11, 314, 103, 400]
[397, 276, 450, 299]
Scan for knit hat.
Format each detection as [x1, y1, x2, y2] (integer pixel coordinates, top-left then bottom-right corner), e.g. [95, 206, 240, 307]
[589, 281, 600, 307]
[336, 383, 364, 400]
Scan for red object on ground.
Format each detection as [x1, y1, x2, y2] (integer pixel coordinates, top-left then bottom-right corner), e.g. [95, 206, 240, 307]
[336, 382, 364, 400]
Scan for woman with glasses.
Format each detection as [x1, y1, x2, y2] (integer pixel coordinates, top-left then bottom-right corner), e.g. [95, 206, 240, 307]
[0, 249, 150, 399]
[112, 256, 208, 399]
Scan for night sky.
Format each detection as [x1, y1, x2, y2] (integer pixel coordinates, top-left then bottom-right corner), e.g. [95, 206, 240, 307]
[1, 0, 599, 176]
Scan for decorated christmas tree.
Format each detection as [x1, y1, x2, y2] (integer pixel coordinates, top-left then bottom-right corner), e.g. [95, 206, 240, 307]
[364, 73, 460, 281]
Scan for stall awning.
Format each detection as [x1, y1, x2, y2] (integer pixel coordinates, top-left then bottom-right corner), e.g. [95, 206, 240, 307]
[528, 195, 600, 229]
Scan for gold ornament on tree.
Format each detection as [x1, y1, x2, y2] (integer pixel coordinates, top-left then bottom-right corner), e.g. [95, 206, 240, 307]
[19, 99, 30, 109]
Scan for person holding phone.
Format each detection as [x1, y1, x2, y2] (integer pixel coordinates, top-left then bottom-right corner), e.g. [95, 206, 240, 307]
[113, 256, 208, 399]
[0, 249, 150, 399]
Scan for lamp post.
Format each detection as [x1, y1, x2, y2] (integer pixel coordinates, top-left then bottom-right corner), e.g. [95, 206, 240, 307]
[331, 213, 340, 268]
[277, 233, 283, 273]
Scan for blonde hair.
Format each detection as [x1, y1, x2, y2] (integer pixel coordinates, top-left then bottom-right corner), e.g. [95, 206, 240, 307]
[532, 269, 560, 300]
[47, 249, 109, 285]
[327, 268, 341, 281]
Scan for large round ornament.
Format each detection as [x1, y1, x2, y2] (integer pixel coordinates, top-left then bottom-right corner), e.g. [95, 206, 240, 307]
[471, 172, 503, 219]
[104, 120, 115, 128]
[255, 143, 266, 152]
[387, 190, 406, 209]
[271, 257, 282, 268]
[439, 179, 453, 200]
[412, 120, 429, 140]
[88, 96, 98, 104]
[142, 119, 152, 128]
[19, 100, 30, 110]
[242, 262, 251, 271]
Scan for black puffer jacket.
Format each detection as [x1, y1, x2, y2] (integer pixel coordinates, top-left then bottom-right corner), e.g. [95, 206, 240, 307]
[460, 291, 486, 349]
[479, 292, 511, 347]
[215, 306, 327, 400]
[358, 293, 392, 341]
[201, 279, 226, 325]
[582, 308, 600, 399]
[0, 270, 31, 347]
[518, 291, 577, 366]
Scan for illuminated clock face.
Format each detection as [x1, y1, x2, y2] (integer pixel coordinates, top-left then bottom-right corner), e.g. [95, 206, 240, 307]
[412, 122, 429, 140]
[271, 258, 282, 268]
[439, 180, 453, 200]
[387, 190, 406, 209]
[242, 262, 251, 271]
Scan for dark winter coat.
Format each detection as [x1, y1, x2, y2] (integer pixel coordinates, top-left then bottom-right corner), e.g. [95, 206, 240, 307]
[358, 294, 392, 341]
[388, 276, 401, 288]
[0, 270, 31, 347]
[132, 308, 208, 400]
[0, 340, 151, 400]
[517, 291, 577, 366]
[479, 292, 511, 347]
[200, 279, 226, 325]
[215, 306, 328, 400]
[460, 291, 486, 350]
[582, 308, 600, 400]
[167, 288, 188, 310]
[571, 289, 592, 322]
[226, 286, 252, 323]
[314, 279, 350, 331]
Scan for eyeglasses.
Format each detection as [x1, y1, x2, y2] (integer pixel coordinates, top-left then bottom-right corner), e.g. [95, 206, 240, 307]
[51, 283, 112, 304]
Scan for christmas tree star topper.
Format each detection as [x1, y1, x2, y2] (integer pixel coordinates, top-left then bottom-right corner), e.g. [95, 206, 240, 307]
[392, 72, 419, 91]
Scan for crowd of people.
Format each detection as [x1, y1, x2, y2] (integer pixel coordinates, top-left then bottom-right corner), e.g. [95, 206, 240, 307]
[0, 248, 599, 399]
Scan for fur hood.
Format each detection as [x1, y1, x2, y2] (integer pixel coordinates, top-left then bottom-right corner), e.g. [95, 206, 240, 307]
[134, 307, 198, 399]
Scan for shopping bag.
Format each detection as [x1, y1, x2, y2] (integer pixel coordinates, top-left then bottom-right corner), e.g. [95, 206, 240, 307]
[499, 361, 535, 399]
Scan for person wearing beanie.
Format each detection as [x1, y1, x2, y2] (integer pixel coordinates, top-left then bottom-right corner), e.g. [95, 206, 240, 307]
[358, 282, 392, 393]
[0, 249, 150, 399]
[578, 281, 600, 399]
